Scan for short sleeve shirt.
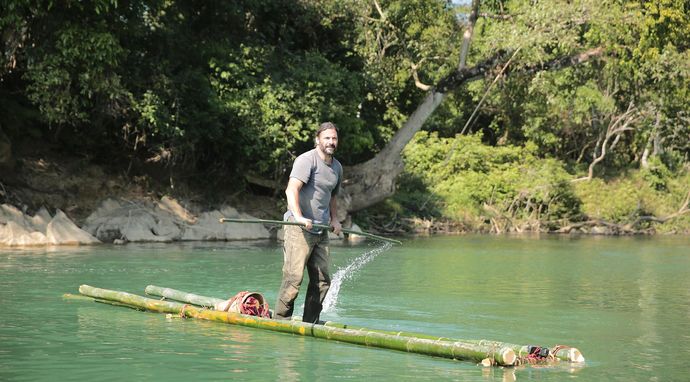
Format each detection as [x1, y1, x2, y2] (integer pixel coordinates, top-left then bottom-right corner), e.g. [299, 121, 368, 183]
[284, 149, 343, 227]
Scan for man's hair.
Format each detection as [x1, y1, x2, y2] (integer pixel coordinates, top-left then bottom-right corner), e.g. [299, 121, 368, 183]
[315, 122, 338, 138]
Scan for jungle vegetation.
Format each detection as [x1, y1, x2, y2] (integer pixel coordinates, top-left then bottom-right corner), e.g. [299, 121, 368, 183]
[1, 0, 689, 233]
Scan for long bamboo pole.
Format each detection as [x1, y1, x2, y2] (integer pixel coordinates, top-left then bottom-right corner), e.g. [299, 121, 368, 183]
[219, 218, 403, 245]
[79, 284, 515, 366]
[144, 285, 223, 308]
[143, 285, 585, 364]
[146, 284, 453, 339]
[63, 293, 144, 310]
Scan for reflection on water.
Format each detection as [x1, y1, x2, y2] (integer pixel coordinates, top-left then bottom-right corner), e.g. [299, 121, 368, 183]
[1, 236, 689, 381]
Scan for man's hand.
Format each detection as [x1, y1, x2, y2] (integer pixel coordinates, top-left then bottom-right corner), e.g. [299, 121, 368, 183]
[296, 216, 313, 230]
[331, 219, 342, 236]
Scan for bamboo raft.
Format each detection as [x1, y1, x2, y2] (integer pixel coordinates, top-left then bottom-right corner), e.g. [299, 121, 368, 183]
[69, 284, 585, 367]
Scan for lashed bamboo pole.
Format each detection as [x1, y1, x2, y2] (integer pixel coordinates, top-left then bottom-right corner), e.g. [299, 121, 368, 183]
[145, 284, 452, 338]
[144, 285, 222, 308]
[143, 285, 585, 364]
[146, 284, 454, 340]
[63, 293, 144, 310]
[79, 284, 515, 366]
[219, 217, 403, 245]
[456, 339, 585, 364]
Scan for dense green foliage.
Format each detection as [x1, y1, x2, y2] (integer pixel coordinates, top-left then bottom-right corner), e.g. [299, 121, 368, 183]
[2, 1, 375, 175]
[389, 132, 690, 233]
[404, 132, 580, 223]
[574, 165, 690, 233]
[1, 0, 688, 232]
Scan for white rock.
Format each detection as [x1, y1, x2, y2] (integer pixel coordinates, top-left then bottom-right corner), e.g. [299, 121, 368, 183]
[84, 197, 270, 243]
[1, 196, 275, 246]
[156, 196, 197, 224]
[0, 220, 48, 246]
[328, 229, 343, 240]
[120, 211, 173, 242]
[345, 223, 367, 244]
[180, 210, 222, 241]
[46, 210, 100, 245]
[84, 199, 174, 242]
[219, 206, 240, 218]
[0, 206, 100, 247]
[0, 204, 33, 230]
[152, 214, 182, 238]
[180, 210, 269, 241]
[29, 206, 52, 233]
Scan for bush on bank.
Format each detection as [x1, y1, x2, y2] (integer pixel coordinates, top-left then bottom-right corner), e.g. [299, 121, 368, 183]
[356, 132, 690, 234]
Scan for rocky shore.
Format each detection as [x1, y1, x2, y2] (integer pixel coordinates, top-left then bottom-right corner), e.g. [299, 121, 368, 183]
[0, 195, 273, 246]
[0, 195, 365, 247]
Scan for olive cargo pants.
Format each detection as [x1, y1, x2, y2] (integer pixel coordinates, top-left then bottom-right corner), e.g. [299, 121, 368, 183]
[274, 225, 331, 323]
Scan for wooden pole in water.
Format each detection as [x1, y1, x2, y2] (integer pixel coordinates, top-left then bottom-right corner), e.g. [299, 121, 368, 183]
[143, 285, 585, 364]
[219, 217, 403, 245]
[78, 285, 515, 366]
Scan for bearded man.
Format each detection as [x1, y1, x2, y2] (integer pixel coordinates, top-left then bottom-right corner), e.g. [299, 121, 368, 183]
[274, 122, 343, 323]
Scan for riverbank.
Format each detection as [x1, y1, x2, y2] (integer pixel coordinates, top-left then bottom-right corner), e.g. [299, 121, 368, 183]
[1, 144, 688, 247]
[0, 142, 285, 246]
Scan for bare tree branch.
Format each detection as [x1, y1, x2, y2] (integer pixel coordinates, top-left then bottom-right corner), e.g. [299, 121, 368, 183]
[634, 189, 690, 224]
[458, 0, 481, 71]
[411, 61, 431, 91]
[373, 0, 386, 20]
[436, 47, 603, 93]
[576, 140, 594, 163]
[573, 102, 639, 182]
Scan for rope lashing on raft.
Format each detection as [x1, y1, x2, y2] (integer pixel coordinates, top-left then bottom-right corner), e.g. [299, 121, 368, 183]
[527, 345, 550, 361]
[548, 344, 575, 361]
[179, 304, 190, 318]
[515, 344, 574, 365]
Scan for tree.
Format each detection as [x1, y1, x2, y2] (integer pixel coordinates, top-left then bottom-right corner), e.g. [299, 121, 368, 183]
[1, 0, 687, 227]
[340, 0, 606, 215]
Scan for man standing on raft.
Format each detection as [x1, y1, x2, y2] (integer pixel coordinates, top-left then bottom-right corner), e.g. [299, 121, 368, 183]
[274, 122, 343, 323]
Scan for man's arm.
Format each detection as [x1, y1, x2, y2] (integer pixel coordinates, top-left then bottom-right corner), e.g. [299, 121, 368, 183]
[329, 196, 342, 235]
[285, 177, 313, 230]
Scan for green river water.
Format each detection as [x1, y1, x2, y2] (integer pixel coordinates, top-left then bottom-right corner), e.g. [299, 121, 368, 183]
[1, 235, 688, 381]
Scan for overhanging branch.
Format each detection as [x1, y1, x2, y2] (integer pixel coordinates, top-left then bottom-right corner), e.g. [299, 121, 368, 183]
[437, 47, 604, 93]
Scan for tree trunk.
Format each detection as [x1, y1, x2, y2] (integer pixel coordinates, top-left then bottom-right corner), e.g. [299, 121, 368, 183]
[342, 0, 482, 213]
[343, 46, 604, 213]
[641, 110, 662, 168]
[344, 91, 446, 212]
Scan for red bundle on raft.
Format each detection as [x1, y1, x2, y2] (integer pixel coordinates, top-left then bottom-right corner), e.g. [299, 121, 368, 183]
[214, 291, 270, 318]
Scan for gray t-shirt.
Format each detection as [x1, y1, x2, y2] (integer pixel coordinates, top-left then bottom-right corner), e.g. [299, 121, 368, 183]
[284, 148, 343, 229]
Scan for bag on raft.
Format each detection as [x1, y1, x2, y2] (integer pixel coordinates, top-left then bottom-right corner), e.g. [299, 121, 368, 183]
[214, 291, 270, 318]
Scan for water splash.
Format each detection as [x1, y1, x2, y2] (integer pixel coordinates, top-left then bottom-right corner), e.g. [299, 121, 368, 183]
[322, 242, 392, 313]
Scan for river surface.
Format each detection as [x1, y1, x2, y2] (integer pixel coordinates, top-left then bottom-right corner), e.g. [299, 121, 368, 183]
[0, 235, 688, 381]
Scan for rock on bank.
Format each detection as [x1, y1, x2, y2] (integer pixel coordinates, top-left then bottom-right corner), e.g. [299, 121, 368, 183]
[0, 204, 100, 246]
[0, 196, 271, 247]
[83, 196, 270, 243]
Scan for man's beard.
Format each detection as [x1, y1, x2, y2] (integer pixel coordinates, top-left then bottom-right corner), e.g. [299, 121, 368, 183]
[320, 143, 336, 155]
